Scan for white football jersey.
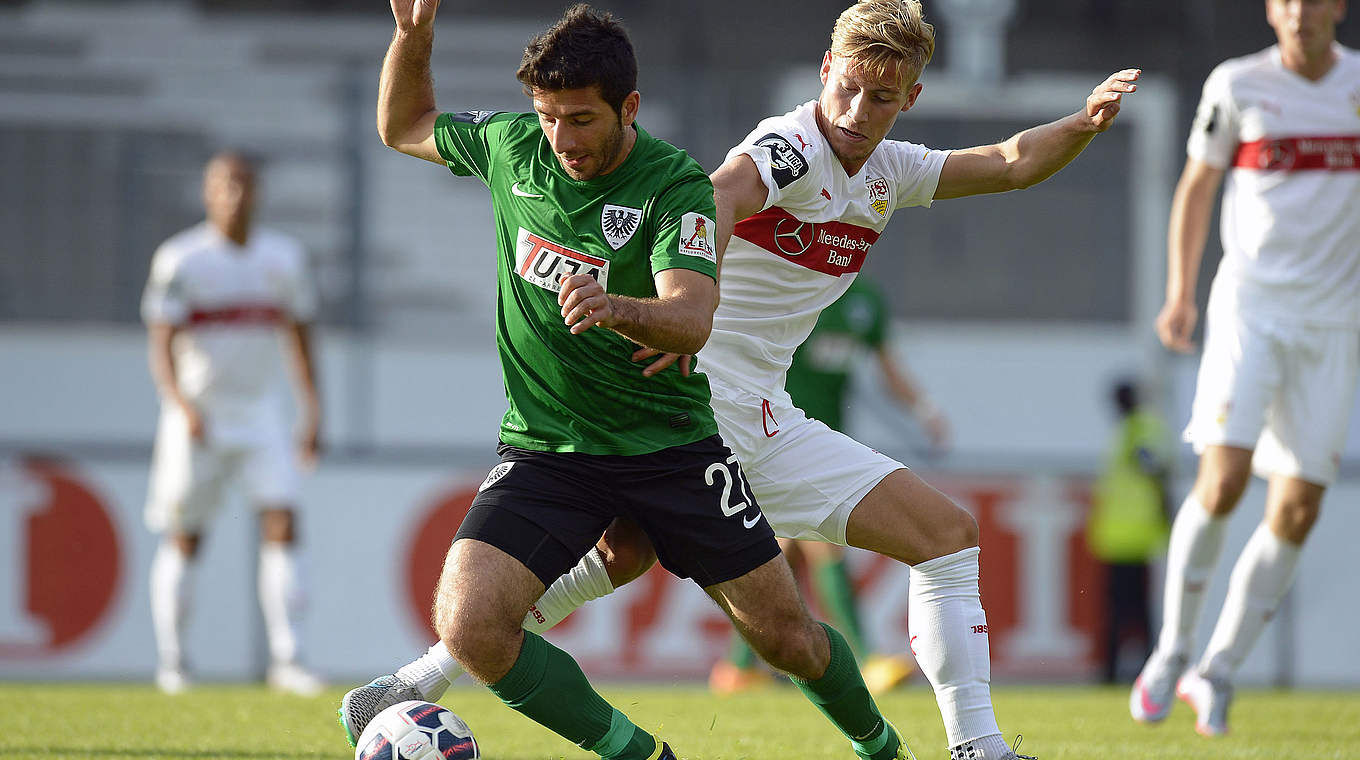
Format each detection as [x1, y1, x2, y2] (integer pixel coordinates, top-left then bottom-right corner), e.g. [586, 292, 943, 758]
[699, 101, 949, 395]
[141, 222, 316, 413]
[1189, 44, 1360, 327]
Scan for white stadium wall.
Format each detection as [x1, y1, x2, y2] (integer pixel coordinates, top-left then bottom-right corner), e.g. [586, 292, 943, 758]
[4, 325, 1360, 687]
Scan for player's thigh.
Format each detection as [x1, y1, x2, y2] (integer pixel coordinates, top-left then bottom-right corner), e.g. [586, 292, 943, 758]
[1253, 325, 1360, 487]
[845, 467, 977, 566]
[454, 447, 617, 590]
[616, 434, 781, 588]
[711, 384, 900, 545]
[242, 432, 301, 541]
[1185, 308, 1280, 453]
[144, 416, 233, 535]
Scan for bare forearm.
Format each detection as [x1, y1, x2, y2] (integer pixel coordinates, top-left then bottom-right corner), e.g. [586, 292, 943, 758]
[605, 295, 712, 356]
[147, 327, 188, 409]
[1166, 181, 1215, 304]
[378, 26, 437, 147]
[284, 323, 321, 425]
[1003, 112, 1100, 190]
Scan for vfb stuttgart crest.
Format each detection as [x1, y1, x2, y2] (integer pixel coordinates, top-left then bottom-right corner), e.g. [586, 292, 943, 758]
[601, 204, 642, 250]
[866, 176, 890, 217]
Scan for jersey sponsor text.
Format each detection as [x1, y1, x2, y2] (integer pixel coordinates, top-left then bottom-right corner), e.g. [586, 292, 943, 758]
[515, 228, 610, 292]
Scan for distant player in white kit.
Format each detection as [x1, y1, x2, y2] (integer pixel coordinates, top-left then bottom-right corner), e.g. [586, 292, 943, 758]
[343, 2, 1138, 757]
[1130, 0, 1359, 738]
[142, 151, 324, 696]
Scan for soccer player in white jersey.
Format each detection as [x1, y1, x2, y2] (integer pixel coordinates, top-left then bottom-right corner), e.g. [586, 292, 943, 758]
[142, 152, 324, 696]
[1130, 0, 1359, 738]
[343, 2, 1137, 757]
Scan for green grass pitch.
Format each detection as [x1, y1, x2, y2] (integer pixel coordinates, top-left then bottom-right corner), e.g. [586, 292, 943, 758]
[2, 682, 1358, 759]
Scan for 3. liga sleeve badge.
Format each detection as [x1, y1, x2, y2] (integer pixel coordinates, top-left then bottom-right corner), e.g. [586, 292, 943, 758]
[678, 212, 716, 263]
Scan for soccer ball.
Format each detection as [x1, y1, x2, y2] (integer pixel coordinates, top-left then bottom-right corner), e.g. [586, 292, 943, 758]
[355, 700, 480, 760]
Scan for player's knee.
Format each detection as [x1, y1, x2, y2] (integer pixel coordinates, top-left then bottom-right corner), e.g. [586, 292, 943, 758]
[1195, 464, 1250, 515]
[1271, 499, 1320, 542]
[748, 618, 824, 678]
[598, 519, 657, 586]
[435, 605, 515, 670]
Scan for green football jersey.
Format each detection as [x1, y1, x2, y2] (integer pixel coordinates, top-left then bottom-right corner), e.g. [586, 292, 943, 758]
[433, 110, 720, 455]
[785, 278, 889, 431]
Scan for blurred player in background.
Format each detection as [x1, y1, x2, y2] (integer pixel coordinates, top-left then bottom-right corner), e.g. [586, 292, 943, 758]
[141, 151, 323, 696]
[1086, 379, 1169, 685]
[346, 2, 1138, 758]
[359, 2, 915, 759]
[709, 277, 948, 695]
[1130, 0, 1358, 738]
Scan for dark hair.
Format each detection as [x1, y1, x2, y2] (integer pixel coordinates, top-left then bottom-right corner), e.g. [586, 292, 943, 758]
[1113, 380, 1139, 415]
[516, 3, 637, 115]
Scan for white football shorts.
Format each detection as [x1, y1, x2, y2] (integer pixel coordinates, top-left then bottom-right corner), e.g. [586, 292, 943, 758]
[144, 405, 300, 534]
[1185, 305, 1359, 486]
[709, 377, 905, 544]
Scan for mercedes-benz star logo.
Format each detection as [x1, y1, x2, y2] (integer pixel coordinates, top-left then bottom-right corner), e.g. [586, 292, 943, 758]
[773, 219, 816, 256]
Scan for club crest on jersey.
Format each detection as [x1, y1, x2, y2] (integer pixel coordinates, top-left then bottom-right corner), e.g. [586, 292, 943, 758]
[678, 212, 716, 262]
[754, 133, 809, 188]
[452, 110, 498, 124]
[515, 227, 610, 292]
[865, 176, 891, 217]
[601, 203, 642, 250]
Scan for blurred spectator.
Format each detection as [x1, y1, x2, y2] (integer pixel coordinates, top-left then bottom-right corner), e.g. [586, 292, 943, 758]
[1085, 379, 1169, 684]
[141, 151, 323, 696]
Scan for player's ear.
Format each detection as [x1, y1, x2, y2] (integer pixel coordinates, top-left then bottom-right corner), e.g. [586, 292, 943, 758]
[820, 50, 833, 85]
[901, 82, 923, 113]
[620, 91, 640, 127]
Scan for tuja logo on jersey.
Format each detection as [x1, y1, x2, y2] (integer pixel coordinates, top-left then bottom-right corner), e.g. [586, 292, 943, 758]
[515, 227, 610, 293]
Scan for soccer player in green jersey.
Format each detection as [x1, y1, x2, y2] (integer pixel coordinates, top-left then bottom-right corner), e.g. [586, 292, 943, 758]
[352, 3, 912, 760]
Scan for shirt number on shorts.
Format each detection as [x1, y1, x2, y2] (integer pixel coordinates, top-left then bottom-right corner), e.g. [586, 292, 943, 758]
[704, 454, 755, 518]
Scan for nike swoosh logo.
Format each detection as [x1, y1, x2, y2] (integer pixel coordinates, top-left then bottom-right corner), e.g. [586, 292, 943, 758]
[511, 182, 543, 199]
[742, 513, 763, 529]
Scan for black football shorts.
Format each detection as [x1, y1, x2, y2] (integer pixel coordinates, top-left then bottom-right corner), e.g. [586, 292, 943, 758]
[455, 435, 780, 588]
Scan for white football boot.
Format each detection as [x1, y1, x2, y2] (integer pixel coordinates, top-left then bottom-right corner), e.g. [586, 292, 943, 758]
[1129, 650, 1188, 724]
[267, 661, 325, 697]
[155, 666, 191, 695]
[1176, 669, 1233, 737]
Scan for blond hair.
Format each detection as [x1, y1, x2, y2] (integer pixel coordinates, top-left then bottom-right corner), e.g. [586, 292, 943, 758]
[830, 0, 935, 86]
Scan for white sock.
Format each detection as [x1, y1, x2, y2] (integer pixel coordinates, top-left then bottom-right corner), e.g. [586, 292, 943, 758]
[908, 546, 1002, 749]
[150, 540, 193, 671]
[1156, 495, 1228, 658]
[523, 546, 614, 634]
[258, 542, 304, 666]
[397, 547, 615, 699]
[1199, 524, 1301, 681]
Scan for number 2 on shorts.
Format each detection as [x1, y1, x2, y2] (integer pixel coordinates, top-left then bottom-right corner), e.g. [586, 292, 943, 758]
[704, 453, 755, 517]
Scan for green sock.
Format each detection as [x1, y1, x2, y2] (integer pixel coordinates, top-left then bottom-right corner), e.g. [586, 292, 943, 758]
[728, 635, 758, 669]
[814, 558, 868, 657]
[488, 631, 657, 760]
[791, 623, 900, 760]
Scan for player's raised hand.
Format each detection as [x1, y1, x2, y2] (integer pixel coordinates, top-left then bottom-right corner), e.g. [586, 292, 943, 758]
[559, 273, 617, 334]
[1156, 297, 1199, 353]
[1085, 69, 1140, 132]
[391, 0, 440, 32]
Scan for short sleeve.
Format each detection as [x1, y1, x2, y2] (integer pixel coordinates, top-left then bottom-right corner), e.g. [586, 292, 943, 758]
[862, 283, 890, 349]
[433, 110, 512, 182]
[648, 173, 719, 281]
[1186, 65, 1240, 169]
[282, 238, 319, 322]
[886, 141, 949, 210]
[725, 120, 820, 212]
[141, 245, 188, 325]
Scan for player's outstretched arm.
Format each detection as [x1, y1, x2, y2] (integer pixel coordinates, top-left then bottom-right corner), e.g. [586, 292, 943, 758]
[934, 68, 1140, 200]
[1157, 157, 1224, 353]
[378, 0, 444, 164]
